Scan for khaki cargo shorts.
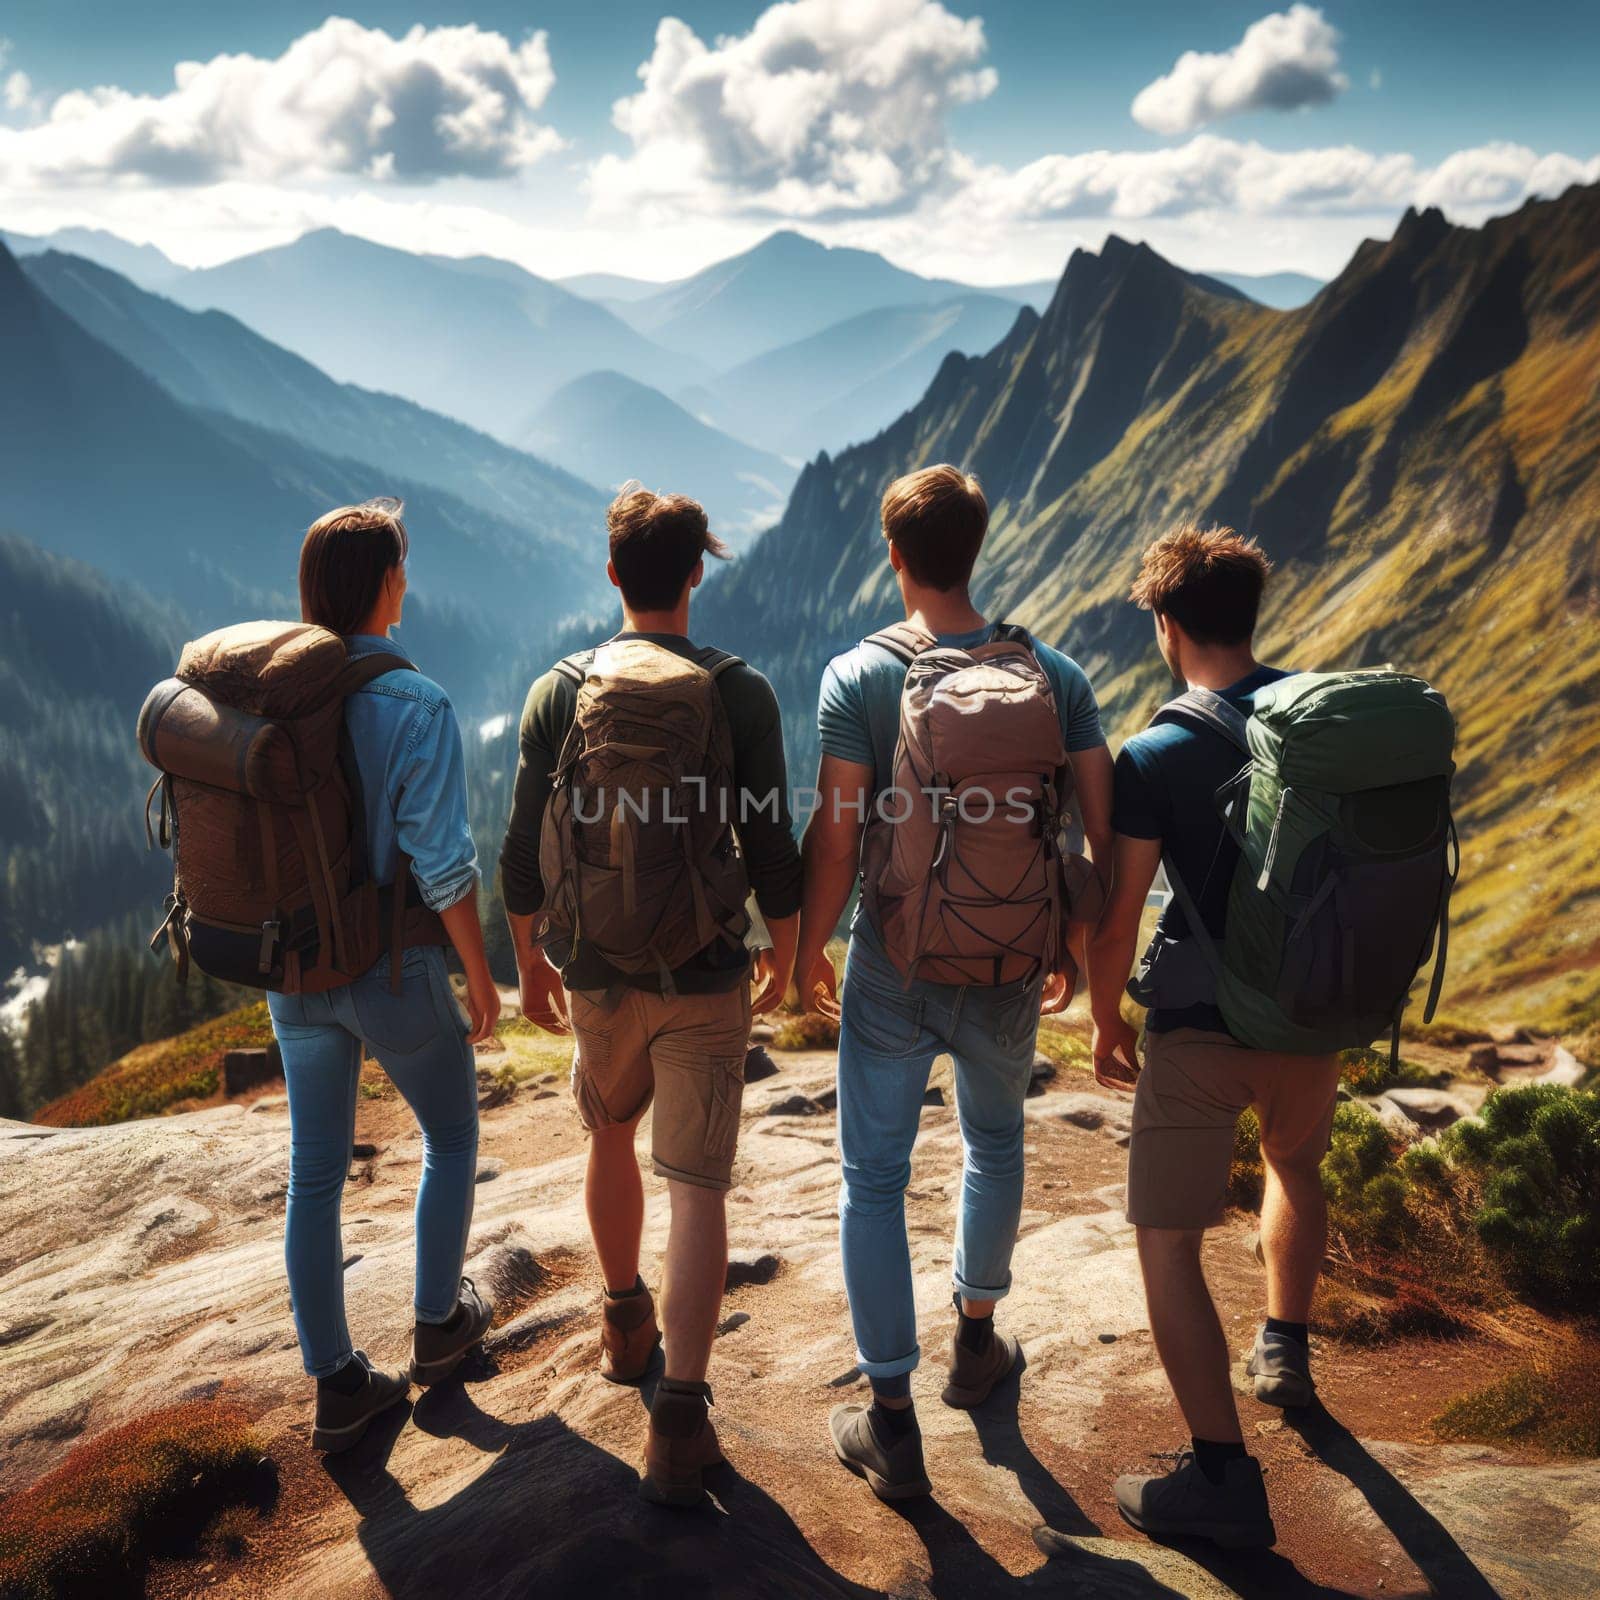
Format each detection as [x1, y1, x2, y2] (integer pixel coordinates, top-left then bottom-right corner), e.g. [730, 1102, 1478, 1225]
[1125, 1027, 1343, 1230]
[568, 985, 753, 1190]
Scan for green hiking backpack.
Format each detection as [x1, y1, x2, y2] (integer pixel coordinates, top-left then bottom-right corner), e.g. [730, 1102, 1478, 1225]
[1135, 669, 1458, 1064]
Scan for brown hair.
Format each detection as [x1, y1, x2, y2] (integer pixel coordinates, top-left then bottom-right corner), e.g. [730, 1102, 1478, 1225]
[607, 483, 729, 610]
[881, 465, 987, 591]
[299, 498, 408, 636]
[1129, 521, 1273, 646]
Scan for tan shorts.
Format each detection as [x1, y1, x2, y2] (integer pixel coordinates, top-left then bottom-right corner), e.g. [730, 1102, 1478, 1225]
[1125, 1028, 1342, 1230]
[569, 985, 753, 1190]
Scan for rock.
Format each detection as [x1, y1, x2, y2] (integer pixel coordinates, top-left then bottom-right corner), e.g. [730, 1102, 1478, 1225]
[1365, 1095, 1423, 1142]
[725, 1251, 780, 1289]
[1097, 1332, 1117, 1344]
[1491, 1023, 1535, 1046]
[743, 1045, 780, 1082]
[350, 1142, 378, 1159]
[475, 1161, 503, 1185]
[246, 1094, 288, 1115]
[814, 1086, 839, 1112]
[223, 1045, 282, 1096]
[1055, 1092, 1133, 1144]
[1383, 1088, 1476, 1130]
[717, 1311, 751, 1335]
[1542, 1046, 1586, 1088]
[1031, 1529, 1241, 1596]
[765, 1093, 823, 1117]
[1466, 1043, 1501, 1075]
[1494, 1042, 1547, 1067]
[922, 1086, 946, 1107]
[748, 1023, 776, 1045]
[1027, 1052, 1058, 1096]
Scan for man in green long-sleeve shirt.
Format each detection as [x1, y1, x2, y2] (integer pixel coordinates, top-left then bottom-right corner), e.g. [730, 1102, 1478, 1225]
[499, 484, 800, 1508]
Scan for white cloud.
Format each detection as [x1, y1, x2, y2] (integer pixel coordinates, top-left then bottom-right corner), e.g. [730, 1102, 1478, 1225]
[961, 136, 1598, 225]
[0, 18, 561, 187]
[1132, 6, 1347, 136]
[589, 0, 996, 219]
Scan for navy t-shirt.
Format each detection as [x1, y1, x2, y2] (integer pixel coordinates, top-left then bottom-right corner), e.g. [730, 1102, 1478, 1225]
[1112, 665, 1291, 1033]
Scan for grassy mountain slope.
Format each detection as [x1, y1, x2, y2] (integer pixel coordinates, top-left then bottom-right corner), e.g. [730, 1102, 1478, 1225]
[522, 370, 795, 543]
[21, 250, 605, 556]
[699, 191, 1600, 1029]
[170, 229, 698, 438]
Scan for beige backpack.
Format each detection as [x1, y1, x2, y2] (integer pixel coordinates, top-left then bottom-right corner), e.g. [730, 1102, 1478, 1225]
[537, 639, 750, 990]
[859, 622, 1091, 988]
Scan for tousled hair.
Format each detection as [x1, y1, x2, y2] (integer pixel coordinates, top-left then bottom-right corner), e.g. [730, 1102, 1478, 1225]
[299, 498, 408, 637]
[880, 465, 987, 591]
[1129, 521, 1273, 646]
[607, 482, 729, 610]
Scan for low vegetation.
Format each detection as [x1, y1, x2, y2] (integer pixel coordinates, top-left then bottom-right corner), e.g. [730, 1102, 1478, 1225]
[0, 1400, 269, 1599]
[33, 1002, 273, 1127]
[1435, 1346, 1600, 1456]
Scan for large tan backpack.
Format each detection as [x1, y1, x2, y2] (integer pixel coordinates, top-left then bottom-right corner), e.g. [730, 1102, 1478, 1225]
[137, 622, 444, 995]
[537, 639, 751, 991]
[859, 622, 1091, 988]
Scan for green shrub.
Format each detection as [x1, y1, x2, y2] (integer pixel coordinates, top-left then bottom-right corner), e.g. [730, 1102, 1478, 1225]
[1435, 1348, 1600, 1456]
[773, 1010, 840, 1050]
[1338, 1047, 1436, 1096]
[1443, 1085, 1600, 1309]
[1228, 1107, 1264, 1209]
[1322, 1101, 1412, 1245]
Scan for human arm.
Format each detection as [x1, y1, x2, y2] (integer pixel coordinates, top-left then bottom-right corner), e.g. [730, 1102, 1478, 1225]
[440, 890, 500, 1044]
[795, 753, 869, 1015]
[498, 670, 574, 1033]
[1089, 833, 1162, 1090]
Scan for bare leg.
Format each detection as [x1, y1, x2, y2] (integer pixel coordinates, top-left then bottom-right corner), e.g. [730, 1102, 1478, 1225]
[586, 1115, 645, 1291]
[661, 1180, 727, 1384]
[1136, 1226, 1242, 1444]
[1260, 1150, 1328, 1322]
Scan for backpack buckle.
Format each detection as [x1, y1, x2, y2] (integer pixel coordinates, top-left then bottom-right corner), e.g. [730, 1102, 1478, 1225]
[937, 792, 959, 820]
[258, 919, 282, 975]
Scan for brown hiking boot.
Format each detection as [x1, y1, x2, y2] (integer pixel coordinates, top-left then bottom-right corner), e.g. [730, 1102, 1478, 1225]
[600, 1281, 660, 1384]
[941, 1302, 1021, 1408]
[641, 1378, 724, 1506]
[829, 1403, 932, 1501]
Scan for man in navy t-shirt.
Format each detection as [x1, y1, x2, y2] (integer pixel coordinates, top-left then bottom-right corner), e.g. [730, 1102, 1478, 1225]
[1070, 524, 1342, 1556]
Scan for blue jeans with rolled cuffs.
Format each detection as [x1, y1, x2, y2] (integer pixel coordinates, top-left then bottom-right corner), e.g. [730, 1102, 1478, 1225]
[268, 945, 479, 1378]
[837, 925, 1043, 1382]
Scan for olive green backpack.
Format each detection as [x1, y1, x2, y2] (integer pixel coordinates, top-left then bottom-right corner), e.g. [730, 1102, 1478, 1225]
[1134, 669, 1458, 1064]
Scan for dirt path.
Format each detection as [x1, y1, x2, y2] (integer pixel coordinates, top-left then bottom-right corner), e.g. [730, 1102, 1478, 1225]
[3, 1041, 1594, 1599]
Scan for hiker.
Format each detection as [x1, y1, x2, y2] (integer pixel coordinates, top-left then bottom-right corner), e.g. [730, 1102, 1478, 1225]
[136, 500, 497, 1454]
[500, 484, 802, 1507]
[792, 465, 1112, 1501]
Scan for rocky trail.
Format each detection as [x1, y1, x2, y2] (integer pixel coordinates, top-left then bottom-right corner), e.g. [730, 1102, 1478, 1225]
[1, 1021, 1595, 1599]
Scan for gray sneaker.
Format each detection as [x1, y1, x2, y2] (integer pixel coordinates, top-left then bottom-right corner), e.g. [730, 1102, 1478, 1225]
[311, 1352, 409, 1453]
[410, 1276, 494, 1385]
[1246, 1325, 1314, 1408]
[1115, 1451, 1276, 1549]
[829, 1404, 933, 1501]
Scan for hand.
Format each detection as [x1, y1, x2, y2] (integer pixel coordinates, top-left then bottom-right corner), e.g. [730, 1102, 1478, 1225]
[1039, 963, 1076, 1016]
[789, 948, 840, 1019]
[1092, 1013, 1141, 1093]
[750, 948, 786, 1016]
[463, 965, 502, 1046]
[518, 950, 571, 1034]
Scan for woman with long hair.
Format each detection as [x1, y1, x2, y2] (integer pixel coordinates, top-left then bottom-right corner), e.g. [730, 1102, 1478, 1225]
[272, 499, 499, 1452]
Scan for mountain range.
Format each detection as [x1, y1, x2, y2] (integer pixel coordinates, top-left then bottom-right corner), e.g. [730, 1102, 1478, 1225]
[697, 188, 1600, 1030]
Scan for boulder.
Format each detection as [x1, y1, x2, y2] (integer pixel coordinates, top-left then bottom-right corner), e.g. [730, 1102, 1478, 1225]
[223, 1045, 282, 1096]
[1055, 1092, 1133, 1144]
[765, 1093, 824, 1117]
[1383, 1087, 1475, 1130]
[725, 1251, 780, 1289]
[1027, 1052, 1058, 1097]
[1542, 1046, 1587, 1088]
[1466, 1043, 1501, 1075]
[1365, 1095, 1423, 1142]
[743, 1045, 780, 1083]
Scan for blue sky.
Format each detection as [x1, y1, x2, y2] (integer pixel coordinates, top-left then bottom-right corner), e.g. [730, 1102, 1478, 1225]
[1, 3, 1595, 283]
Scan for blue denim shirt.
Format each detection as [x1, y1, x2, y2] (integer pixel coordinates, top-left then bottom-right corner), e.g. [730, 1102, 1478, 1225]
[343, 633, 478, 912]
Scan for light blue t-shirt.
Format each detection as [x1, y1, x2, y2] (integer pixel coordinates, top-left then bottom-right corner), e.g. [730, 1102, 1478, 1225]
[817, 623, 1105, 797]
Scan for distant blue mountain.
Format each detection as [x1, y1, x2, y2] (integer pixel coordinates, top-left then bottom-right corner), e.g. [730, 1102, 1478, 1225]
[1207, 269, 1325, 309]
[168, 229, 700, 440]
[0, 225, 182, 291]
[522, 370, 795, 544]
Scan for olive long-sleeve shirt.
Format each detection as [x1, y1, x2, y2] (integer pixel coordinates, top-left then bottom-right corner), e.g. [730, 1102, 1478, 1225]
[499, 631, 802, 994]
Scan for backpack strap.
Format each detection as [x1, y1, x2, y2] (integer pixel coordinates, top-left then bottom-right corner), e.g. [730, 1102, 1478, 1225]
[863, 621, 938, 666]
[552, 653, 589, 688]
[336, 649, 417, 697]
[1151, 687, 1252, 755]
[702, 649, 746, 681]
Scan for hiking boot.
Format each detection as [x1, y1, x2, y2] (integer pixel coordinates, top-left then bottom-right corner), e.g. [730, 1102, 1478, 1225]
[1246, 1324, 1314, 1408]
[600, 1281, 661, 1384]
[409, 1276, 494, 1385]
[641, 1378, 724, 1507]
[1114, 1451, 1276, 1549]
[311, 1351, 409, 1453]
[941, 1315, 1021, 1409]
[829, 1403, 933, 1501]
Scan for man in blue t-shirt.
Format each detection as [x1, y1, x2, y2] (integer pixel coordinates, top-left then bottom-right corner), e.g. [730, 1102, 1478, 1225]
[1073, 523, 1341, 1555]
[793, 464, 1113, 1502]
